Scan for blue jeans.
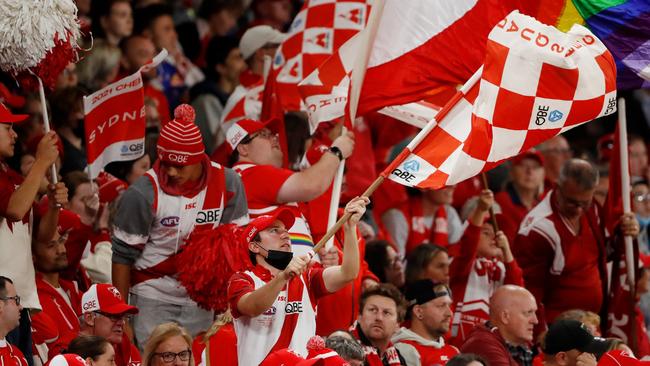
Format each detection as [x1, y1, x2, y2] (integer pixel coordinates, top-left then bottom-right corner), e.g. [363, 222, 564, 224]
[7, 309, 34, 366]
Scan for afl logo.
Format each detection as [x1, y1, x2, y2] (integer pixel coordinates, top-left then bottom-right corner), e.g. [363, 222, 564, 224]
[263, 306, 277, 316]
[160, 216, 179, 227]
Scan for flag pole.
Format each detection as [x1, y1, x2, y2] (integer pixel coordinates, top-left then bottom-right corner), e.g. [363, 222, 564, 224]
[323, 0, 386, 251]
[313, 66, 483, 253]
[617, 98, 635, 289]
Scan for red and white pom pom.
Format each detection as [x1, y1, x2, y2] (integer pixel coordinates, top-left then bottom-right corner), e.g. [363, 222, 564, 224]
[306, 336, 326, 352]
[174, 104, 196, 124]
[0, 0, 80, 89]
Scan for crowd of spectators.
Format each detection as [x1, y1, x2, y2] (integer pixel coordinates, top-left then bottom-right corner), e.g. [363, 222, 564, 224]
[1, 0, 650, 366]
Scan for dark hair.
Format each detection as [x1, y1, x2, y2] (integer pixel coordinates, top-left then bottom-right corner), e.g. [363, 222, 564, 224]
[446, 353, 488, 366]
[325, 336, 364, 362]
[50, 87, 84, 129]
[67, 336, 111, 361]
[284, 112, 311, 170]
[133, 4, 173, 36]
[63, 171, 91, 201]
[359, 283, 407, 322]
[248, 233, 262, 265]
[0, 276, 13, 298]
[364, 240, 392, 283]
[198, 0, 244, 20]
[104, 158, 142, 183]
[91, 0, 131, 38]
[205, 36, 240, 81]
[405, 243, 447, 286]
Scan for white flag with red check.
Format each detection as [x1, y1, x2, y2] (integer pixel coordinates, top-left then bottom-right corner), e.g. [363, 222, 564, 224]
[384, 10, 617, 189]
[272, 0, 371, 111]
[298, 0, 527, 128]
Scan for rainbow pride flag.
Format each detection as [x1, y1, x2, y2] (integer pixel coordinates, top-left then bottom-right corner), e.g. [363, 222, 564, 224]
[534, 0, 649, 89]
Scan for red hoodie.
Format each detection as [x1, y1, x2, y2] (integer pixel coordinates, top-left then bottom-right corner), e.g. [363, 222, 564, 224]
[34, 274, 81, 359]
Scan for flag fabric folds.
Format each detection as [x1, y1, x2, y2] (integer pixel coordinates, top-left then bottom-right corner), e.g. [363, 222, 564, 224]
[384, 10, 617, 189]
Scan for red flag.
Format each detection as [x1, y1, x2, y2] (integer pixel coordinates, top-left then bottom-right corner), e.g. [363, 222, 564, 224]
[382, 11, 617, 189]
[83, 51, 166, 178]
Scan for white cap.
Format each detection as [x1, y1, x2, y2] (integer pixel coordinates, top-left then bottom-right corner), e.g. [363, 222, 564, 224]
[239, 25, 287, 60]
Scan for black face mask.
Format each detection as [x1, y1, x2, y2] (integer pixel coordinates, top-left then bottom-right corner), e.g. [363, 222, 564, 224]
[255, 242, 293, 271]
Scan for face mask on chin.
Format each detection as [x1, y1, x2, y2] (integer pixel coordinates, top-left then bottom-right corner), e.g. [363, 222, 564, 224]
[255, 242, 293, 271]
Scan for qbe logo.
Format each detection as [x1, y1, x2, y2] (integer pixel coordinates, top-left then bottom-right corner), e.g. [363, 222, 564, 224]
[285, 301, 303, 314]
[196, 209, 222, 224]
[391, 159, 420, 184]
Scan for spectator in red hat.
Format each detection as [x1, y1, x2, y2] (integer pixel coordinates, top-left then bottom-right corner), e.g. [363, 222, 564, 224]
[67, 335, 115, 366]
[79, 284, 140, 366]
[1, 102, 67, 363]
[393, 280, 459, 366]
[228, 197, 369, 365]
[513, 159, 640, 329]
[495, 151, 546, 228]
[0, 276, 28, 366]
[32, 227, 82, 360]
[461, 285, 538, 366]
[448, 190, 523, 346]
[228, 118, 354, 259]
[537, 135, 572, 188]
[111, 104, 248, 348]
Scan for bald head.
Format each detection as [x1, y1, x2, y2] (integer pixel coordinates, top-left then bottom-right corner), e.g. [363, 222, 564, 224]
[489, 285, 538, 346]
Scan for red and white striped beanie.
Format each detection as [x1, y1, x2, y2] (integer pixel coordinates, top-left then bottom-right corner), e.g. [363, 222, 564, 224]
[157, 104, 205, 166]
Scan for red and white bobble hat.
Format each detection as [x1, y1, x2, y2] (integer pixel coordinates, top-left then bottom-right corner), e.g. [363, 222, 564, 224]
[81, 284, 138, 315]
[49, 354, 87, 366]
[225, 118, 277, 151]
[157, 104, 205, 166]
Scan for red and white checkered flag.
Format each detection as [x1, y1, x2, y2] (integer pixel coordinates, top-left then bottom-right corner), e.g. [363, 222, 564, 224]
[273, 0, 370, 111]
[221, 83, 264, 128]
[384, 10, 617, 189]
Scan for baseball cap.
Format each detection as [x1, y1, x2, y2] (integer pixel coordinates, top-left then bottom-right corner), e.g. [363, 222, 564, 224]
[226, 118, 277, 150]
[0, 102, 28, 124]
[81, 284, 139, 315]
[241, 209, 295, 245]
[405, 279, 452, 307]
[49, 354, 87, 366]
[511, 150, 544, 166]
[598, 133, 614, 163]
[0, 83, 26, 109]
[259, 348, 305, 366]
[543, 319, 609, 355]
[239, 25, 287, 60]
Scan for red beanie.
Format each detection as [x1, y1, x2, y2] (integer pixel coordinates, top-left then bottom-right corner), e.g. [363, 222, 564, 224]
[157, 104, 205, 166]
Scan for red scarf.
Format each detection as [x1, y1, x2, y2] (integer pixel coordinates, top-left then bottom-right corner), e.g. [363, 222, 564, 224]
[350, 323, 403, 366]
[153, 155, 211, 198]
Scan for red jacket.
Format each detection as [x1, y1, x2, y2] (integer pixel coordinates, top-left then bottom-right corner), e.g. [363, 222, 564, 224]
[34, 274, 81, 359]
[114, 334, 142, 366]
[0, 341, 28, 366]
[191, 324, 238, 366]
[460, 323, 520, 366]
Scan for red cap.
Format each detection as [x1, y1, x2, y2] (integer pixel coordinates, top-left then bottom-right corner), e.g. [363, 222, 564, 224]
[511, 150, 544, 166]
[260, 349, 305, 366]
[96, 172, 128, 204]
[157, 104, 205, 166]
[0, 83, 26, 109]
[299, 336, 350, 366]
[48, 354, 87, 366]
[241, 209, 295, 245]
[0, 102, 28, 124]
[81, 284, 138, 315]
[225, 118, 277, 150]
[598, 133, 614, 163]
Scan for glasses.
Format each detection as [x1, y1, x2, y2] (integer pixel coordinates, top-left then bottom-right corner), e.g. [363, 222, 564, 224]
[94, 311, 131, 322]
[0, 295, 20, 306]
[634, 193, 650, 203]
[244, 130, 278, 144]
[154, 350, 191, 363]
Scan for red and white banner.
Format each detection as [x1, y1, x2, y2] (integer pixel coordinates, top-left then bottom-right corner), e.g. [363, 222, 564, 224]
[383, 11, 617, 189]
[298, 0, 529, 127]
[273, 0, 371, 111]
[83, 50, 166, 179]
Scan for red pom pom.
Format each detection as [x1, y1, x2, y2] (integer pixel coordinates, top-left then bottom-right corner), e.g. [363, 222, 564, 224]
[174, 104, 196, 124]
[15, 32, 78, 91]
[306, 336, 326, 352]
[176, 224, 252, 311]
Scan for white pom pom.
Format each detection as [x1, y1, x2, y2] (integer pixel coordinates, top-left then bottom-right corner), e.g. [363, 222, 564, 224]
[0, 0, 80, 74]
